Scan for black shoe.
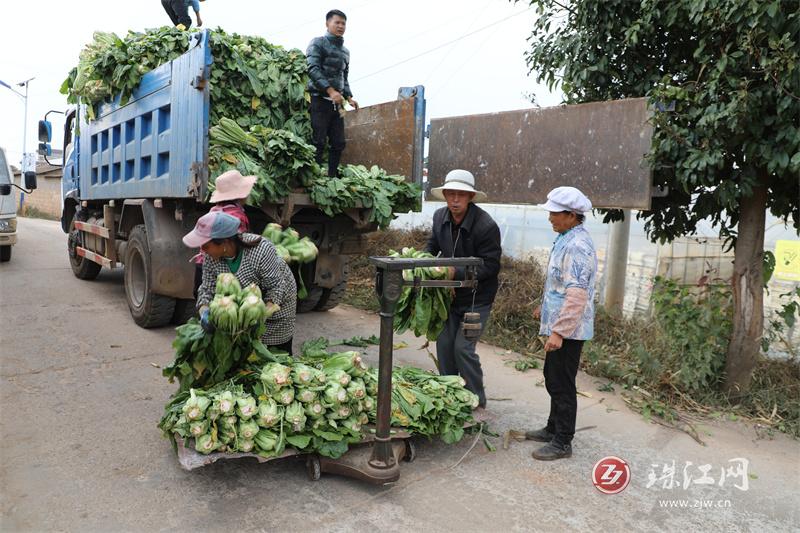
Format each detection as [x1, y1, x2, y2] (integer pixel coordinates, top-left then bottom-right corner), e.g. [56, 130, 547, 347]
[532, 441, 572, 461]
[524, 427, 554, 442]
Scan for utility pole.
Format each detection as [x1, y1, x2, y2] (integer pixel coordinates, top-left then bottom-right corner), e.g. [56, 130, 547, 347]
[0, 77, 35, 209]
[603, 209, 631, 314]
[20, 78, 33, 158]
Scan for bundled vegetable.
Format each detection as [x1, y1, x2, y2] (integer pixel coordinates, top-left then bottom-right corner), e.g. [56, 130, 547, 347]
[261, 224, 319, 266]
[369, 367, 479, 444]
[389, 247, 453, 341]
[260, 223, 319, 299]
[161, 335, 483, 459]
[208, 118, 320, 204]
[162, 275, 277, 392]
[310, 164, 422, 230]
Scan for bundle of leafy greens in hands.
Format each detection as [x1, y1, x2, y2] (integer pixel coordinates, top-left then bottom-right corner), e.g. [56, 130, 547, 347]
[389, 247, 453, 341]
[163, 273, 280, 393]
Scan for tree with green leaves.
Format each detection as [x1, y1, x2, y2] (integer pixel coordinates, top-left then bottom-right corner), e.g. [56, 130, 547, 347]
[522, 0, 799, 394]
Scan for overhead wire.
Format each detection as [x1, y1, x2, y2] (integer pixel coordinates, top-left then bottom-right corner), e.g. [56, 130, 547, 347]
[429, 20, 505, 99]
[421, 0, 495, 84]
[353, 7, 533, 82]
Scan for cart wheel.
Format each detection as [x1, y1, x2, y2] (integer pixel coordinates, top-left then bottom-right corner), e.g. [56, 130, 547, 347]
[306, 456, 321, 481]
[403, 440, 416, 463]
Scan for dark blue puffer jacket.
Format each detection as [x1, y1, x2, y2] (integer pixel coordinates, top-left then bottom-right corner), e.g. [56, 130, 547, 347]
[306, 33, 352, 99]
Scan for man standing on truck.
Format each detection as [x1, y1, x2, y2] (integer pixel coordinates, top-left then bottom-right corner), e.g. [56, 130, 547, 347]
[426, 170, 502, 410]
[306, 9, 359, 178]
[186, 0, 203, 27]
[161, 0, 192, 30]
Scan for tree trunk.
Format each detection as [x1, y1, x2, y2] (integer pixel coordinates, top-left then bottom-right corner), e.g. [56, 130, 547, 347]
[723, 183, 767, 396]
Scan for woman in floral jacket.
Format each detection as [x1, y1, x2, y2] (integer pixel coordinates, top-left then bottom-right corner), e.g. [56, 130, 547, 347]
[528, 186, 597, 461]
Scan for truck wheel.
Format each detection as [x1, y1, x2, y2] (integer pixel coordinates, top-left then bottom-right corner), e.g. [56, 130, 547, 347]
[124, 225, 176, 328]
[172, 298, 197, 325]
[296, 285, 324, 313]
[314, 279, 347, 311]
[295, 261, 322, 313]
[0, 245, 10, 262]
[67, 216, 101, 280]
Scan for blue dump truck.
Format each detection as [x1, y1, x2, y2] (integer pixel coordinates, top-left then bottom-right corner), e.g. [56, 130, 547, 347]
[41, 30, 426, 328]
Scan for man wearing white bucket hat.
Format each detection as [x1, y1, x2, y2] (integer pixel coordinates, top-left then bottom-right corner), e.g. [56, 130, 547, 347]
[426, 169, 501, 409]
[528, 186, 597, 461]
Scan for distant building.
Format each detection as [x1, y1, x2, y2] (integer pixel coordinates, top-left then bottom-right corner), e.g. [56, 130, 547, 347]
[11, 151, 64, 219]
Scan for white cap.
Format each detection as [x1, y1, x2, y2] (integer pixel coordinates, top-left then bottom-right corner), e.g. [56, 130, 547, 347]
[539, 186, 592, 213]
[430, 169, 488, 202]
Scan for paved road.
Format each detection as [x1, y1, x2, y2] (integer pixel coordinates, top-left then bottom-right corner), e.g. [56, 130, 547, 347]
[1, 217, 798, 532]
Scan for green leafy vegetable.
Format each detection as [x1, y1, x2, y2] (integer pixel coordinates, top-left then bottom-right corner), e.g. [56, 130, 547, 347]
[390, 248, 453, 340]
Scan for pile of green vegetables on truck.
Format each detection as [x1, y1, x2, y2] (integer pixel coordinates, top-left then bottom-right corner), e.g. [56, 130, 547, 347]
[49, 26, 424, 328]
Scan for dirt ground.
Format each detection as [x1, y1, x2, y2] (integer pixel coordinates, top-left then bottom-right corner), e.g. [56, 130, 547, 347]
[1, 217, 798, 532]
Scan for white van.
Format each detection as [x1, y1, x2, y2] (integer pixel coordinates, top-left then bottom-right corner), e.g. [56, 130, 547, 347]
[0, 146, 18, 262]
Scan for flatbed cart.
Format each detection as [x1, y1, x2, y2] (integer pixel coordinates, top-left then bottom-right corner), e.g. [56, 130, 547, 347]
[173, 255, 483, 485]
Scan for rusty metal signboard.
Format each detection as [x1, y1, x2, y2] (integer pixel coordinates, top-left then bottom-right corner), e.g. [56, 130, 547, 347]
[427, 97, 653, 209]
[341, 92, 424, 184]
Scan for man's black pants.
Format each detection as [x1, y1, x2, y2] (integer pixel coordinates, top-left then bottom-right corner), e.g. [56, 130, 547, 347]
[310, 96, 346, 177]
[436, 303, 491, 408]
[161, 0, 192, 28]
[544, 339, 584, 445]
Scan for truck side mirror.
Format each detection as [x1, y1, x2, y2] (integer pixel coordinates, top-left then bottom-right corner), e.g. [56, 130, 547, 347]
[39, 120, 52, 143]
[38, 142, 52, 156]
[0, 184, 10, 196]
[24, 171, 37, 190]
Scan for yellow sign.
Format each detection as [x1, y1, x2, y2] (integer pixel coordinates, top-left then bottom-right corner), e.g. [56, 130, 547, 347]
[774, 240, 800, 281]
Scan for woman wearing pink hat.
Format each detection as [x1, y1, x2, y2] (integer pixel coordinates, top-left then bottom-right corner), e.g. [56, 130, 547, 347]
[192, 170, 257, 297]
[184, 211, 297, 354]
[208, 169, 256, 230]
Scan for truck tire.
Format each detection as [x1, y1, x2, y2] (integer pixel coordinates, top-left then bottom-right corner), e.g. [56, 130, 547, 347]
[124, 225, 176, 328]
[314, 260, 349, 311]
[0, 245, 10, 262]
[314, 280, 347, 311]
[172, 298, 197, 325]
[67, 215, 102, 280]
[296, 285, 324, 313]
[295, 261, 322, 313]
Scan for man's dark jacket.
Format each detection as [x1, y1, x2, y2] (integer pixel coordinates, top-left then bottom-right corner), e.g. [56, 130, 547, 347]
[426, 203, 502, 308]
[306, 33, 352, 99]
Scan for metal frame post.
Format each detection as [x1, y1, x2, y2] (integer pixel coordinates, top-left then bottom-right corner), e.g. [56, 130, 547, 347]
[369, 269, 404, 473]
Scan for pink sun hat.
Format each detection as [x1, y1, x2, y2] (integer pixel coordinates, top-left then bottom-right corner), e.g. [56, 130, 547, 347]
[209, 170, 257, 203]
[182, 211, 241, 248]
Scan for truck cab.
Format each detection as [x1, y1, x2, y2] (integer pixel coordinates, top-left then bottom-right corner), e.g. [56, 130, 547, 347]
[0, 146, 18, 262]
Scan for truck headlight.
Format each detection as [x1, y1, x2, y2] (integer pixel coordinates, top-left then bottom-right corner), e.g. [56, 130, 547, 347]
[0, 219, 16, 232]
